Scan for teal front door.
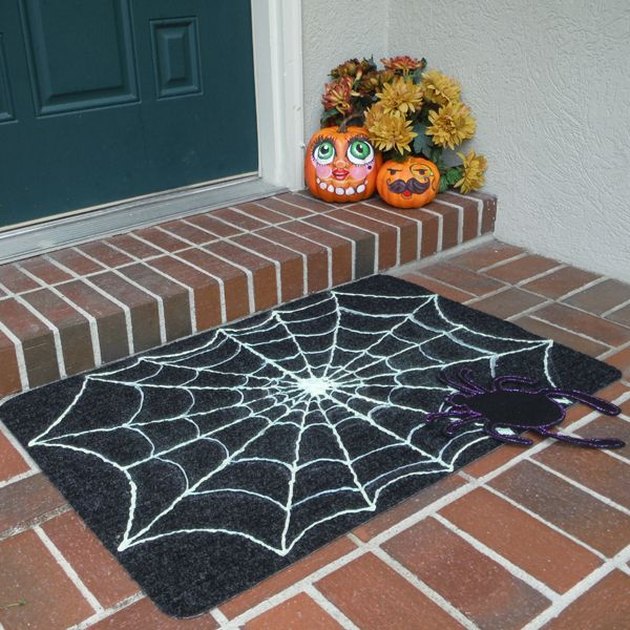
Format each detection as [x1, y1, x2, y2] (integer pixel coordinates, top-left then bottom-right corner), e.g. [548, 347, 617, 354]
[0, 0, 258, 228]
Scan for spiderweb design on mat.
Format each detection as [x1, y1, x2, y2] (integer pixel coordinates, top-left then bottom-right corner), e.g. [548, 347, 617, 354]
[26, 284, 559, 558]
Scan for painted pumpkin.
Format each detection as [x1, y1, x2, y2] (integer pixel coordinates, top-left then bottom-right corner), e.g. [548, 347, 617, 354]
[376, 156, 440, 209]
[305, 126, 381, 203]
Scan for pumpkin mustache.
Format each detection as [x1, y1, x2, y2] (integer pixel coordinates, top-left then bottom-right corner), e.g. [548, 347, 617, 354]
[387, 178, 430, 195]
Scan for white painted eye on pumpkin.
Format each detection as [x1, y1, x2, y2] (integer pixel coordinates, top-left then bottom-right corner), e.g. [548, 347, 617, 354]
[347, 139, 374, 165]
[313, 140, 335, 165]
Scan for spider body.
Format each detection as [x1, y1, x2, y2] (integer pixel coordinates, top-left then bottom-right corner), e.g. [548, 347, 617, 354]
[428, 369, 624, 449]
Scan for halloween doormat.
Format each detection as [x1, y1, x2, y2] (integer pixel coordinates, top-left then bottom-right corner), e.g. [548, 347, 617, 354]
[0, 275, 621, 617]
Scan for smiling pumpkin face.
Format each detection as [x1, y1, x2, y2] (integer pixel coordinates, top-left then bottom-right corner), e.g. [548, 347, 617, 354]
[376, 156, 440, 209]
[305, 127, 381, 203]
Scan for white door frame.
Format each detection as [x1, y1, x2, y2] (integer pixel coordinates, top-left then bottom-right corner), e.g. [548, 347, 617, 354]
[252, 0, 305, 191]
[0, 0, 305, 263]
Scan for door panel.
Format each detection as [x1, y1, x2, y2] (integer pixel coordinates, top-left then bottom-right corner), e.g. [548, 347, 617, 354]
[151, 18, 201, 99]
[21, 0, 138, 115]
[0, 0, 258, 228]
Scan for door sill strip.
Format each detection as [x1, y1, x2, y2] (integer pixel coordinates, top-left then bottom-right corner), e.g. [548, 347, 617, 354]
[0, 177, 286, 264]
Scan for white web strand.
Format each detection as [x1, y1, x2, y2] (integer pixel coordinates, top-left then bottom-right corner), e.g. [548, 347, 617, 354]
[28, 287, 557, 557]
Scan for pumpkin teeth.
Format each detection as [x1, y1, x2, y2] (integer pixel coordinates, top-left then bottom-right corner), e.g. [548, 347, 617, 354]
[319, 182, 327, 190]
[345, 186, 356, 195]
[327, 184, 335, 193]
[356, 184, 366, 193]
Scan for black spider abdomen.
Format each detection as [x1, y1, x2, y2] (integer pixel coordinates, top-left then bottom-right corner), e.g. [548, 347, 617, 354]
[465, 391, 564, 427]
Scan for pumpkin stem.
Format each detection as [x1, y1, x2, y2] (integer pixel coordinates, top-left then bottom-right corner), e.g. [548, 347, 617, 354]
[338, 113, 363, 132]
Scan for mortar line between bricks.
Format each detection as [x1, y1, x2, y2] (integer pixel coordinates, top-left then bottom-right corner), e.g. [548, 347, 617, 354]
[386, 233, 495, 277]
[218, 207, 335, 290]
[0, 280, 67, 378]
[528, 459, 630, 516]
[298, 210, 381, 275]
[223, 212, 344, 293]
[342, 205, 404, 267]
[601, 297, 630, 319]
[599, 338, 630, 361]
[294, 215, 359, 281]
[105, 241, 199, 334]
[447, 191, 484, 237]
[221, 544, 368, 626]
[526, 313, 618, 348]
[197, 215, 311, 297]
[15, 263, 103, 366]
[44, 254, 136, 355]
[505, 298, 556, 322]
[78, 245, 167, 344]
[0, 418, 38, 469]
[0, 502, 71, 543]
[521, 544, 630, 630]
[304, 584, 360, 630]
[209, 605, 230, 627]
[0, 319, 28, 391]
[433, 513, 560, 602]
[155, 225, 257, 315]
[34, 525, 103, 614]
[420, 208, 444, 253]
[512, 264, 566, 287]
[68, 592, 145, 630]
[369, 545, 479, 629]
[480, 484, 609, 562]
[359, 199, 426, 261]
[180, 218, 285, 305]
[476, 251, 529, 273]
[0, 468, 37, 490]
[129, 234, 229, 323]
[535, 298, 630, 336]
[435, 198, 465, 245]
[546, 275, 609, 303]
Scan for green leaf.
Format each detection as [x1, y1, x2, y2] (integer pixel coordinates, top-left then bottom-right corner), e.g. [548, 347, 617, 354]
[412, 122, 430, 155]
[439, 177, 449, 193]
[445, 166, 463, 186]
[320, 109, 340, 126]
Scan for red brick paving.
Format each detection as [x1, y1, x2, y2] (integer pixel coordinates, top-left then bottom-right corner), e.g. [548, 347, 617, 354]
[316, 553, 464, 629]
[245, 593, 342, 630]
[0, 196, 629, 628]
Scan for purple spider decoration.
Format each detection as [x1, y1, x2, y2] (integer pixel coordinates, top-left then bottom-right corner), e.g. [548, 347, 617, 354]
[427, 368, 625, 449]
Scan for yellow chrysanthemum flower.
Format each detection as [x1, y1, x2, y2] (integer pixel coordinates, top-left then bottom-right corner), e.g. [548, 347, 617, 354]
[426, 102, 476, 149]
[421, 70, 461, 106]
[365, 103, 417, 155]
[455, 150, 487, 193]
[376, 77, 423, 116]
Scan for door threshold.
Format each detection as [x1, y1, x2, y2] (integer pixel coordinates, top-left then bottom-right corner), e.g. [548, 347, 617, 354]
[0, 177, 286, 264]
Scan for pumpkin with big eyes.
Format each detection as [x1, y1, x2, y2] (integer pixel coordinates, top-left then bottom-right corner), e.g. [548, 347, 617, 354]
[305, 126, 381, 203]
[376, 156, 440, 208]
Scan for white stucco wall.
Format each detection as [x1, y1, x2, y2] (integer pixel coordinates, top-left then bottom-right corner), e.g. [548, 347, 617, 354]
[301, 0, 388, 140]
[302, 0, 630, 282]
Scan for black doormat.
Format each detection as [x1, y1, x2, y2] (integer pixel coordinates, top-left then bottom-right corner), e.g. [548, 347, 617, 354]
[0, 275, 620, 617]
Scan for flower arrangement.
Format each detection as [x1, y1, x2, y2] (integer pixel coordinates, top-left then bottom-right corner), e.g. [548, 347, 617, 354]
[320, 55, 487, 194]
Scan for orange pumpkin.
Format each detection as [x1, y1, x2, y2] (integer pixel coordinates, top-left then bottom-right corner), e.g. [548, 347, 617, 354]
[305, 126, 381, 203]
[376, 156, 440, 209]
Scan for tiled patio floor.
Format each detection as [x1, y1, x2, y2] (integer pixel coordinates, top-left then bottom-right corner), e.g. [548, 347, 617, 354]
[1, 212, 629, 627]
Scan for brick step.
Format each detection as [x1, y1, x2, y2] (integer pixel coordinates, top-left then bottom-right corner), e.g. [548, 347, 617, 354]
[0, 190, 496, 398]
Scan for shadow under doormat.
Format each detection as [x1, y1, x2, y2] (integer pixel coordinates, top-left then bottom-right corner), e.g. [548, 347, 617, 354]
[0, 275, 621, 617]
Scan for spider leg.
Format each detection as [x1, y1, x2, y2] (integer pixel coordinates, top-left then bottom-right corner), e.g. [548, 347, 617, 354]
[484, 423, 534, 446]
[444, 415, 479, 435]
[546, 389, 621, 416]
[438, 369, 481, 395]
[494, 375, 540, 392]
[535, 426, 625, 449]
[457, 368, 486, 394]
